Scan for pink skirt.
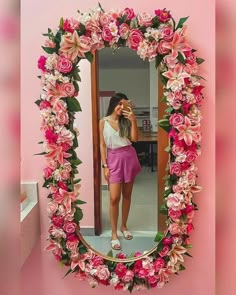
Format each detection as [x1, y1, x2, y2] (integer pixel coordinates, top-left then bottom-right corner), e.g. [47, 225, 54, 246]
[107, 145, 141, 183]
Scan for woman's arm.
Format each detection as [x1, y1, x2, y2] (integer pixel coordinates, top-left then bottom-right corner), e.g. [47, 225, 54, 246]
[99, 119, 109, 181]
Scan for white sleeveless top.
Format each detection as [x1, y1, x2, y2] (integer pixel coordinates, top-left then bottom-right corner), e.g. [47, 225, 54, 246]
[103, 118, 131, 149]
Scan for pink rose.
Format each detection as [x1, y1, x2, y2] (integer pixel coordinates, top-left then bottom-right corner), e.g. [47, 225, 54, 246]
[47, 201, 58, 215]
[128, 29, 144, 50]
[53, 100, 67, 113]
[56, 57, 73, 73]
[186, 223, 194, 234]
[56, 111, 69, 125]
[38, 55, 47, 71]
[147, 275, 158, 286]
[169, 208, 182, 221]
[185, 50, 196, 65]
[137, 12, 153, 27]
[66, 237, 79, 252]
[116, 253, 127, 259]
[60, 142, 70, 151]
[99, 13, 111, 26]
[63, 221, 77, 233]
[58, 181, 68, 190]
[155, 9, 171, 23]
[119, 23, 130, 39]
[169, 223, 182, 235]
[123, 8, 135, 20]
[153, 257, 165, 271]
[102, 25, 113, 42]
[45, 129, 58, 144]
[157, 40, 170, 54]
[123, 270, 134, 283]
[91, 256, 104, 267]
[186, 150, 198, 163]
[52, 215, 64, 228]
[77, 36, 92, 57]
[162, 237, 173, 246]
[96, 265, 110, 281]
[53, 192, 64, 203]
[60, 169, 71, 181]
[158, 245, 170, 257]
[161, 26, 174, 41]
[115, 263, 127, 279]
[181, 162, 190, 171]
[172, 144, 184, 156]
[43, 167, 53, 179]
[172, 184, 184, 193]
[40, 100, 51, 110]
[63, 18, 80, 33]
[168, 128, 178, 140]
[60, 83, 75, 97]
[183, 204, 194, 214]
[137, 268, 149, 279]
[170, 162, 182, 176]
[169, 113, 185, 127]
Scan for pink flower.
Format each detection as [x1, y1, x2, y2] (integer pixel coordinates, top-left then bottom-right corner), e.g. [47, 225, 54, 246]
[123, 270, 134, 283]
[47, 201, 58, 215]
[168, 128, 178, 140]
[169, 113, 185, 127]
[185, 50, 196, 65]
[162, 30, 192, 58]
[115, 263, 127, 279]
[45, 144, 71, 165]
[161, 26, 174, 41]
[63, 18, 80, 33]
[52, 215, 64, 228]
[137, 268, 149, 279]
[167, 193, 184, 210]
[63, 221, 77, 233]
[56, 57, 73, 73]
[155, 9, 171, 23]
[158, 245, 170, 257]
[170, 162, 182, 176]
[59, 188, 76, 211]
[176, 116, 201, 146]
[183, 204, 194, 214]
[168, 223, 183, 235]
[157, 40, 170, 55]
[58, 181, 68, 190]
[38, 55, 47, 71]
[169, 208, 182, 221]
[119, 23, 130, 39]
[123, 8, 135, 20]
[56, 111, 69, 125]
[96, 265, 110, 281]
[137, 12, 153, 27]
[162, 63, 190, 91]
[116, 253, 127, 259]
[91, 255, 104, 267]
[44, 39, 56, 48]
[162, 237, 173, 246]
[43, 167, 53, 179]
[45, 129, 58, 144]
[66, 235, 79, 252]
[52, 192, 64, 203]
[102, 25, 113, 42]
[40, 100, 51, 110]
[147, 275, 158, 287]
[128, 29, 144, 50]
[153, 257, 165, 271]
[60, 83, 75, 97]
[172, 144, 184, 156]
[185, 150, 198, 163]
[186, 223, 194, 234]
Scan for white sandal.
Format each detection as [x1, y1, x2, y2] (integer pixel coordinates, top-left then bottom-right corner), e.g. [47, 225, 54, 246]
[121, 230, 133, 240]
[111, 239, 121, 250]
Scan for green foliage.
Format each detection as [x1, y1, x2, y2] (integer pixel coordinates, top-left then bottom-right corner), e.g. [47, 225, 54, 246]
[66, 97, 82, 112]
[74, 207, 83, 223]
[74, 199, 86, 205]
[35, 99, 41, 106]
[196, 57, 205, 65]
[158, 118, 171, 132]
[85, 52, 94, 63]
[42, 46, 56, 54]
[154, 231, 164, 243]
[155, 54, 164, 68]
[177, 52, 186, 65]
[176, 16, 189, 30]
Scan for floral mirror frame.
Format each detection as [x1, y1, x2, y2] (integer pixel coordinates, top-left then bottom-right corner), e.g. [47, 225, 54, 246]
[36, 4, 204, 292]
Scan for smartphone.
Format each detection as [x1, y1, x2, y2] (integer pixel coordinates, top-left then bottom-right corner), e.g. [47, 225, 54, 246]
[122, 100, 132, 112]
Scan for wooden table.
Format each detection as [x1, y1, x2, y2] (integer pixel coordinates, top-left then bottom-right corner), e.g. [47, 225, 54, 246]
[134, 130, 158, 172]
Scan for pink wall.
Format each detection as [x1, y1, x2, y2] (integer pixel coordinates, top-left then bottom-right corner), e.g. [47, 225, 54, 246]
[21, 0, 215, 294]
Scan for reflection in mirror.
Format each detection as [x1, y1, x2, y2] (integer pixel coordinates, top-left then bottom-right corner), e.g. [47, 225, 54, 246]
[85, 47, 159, 256]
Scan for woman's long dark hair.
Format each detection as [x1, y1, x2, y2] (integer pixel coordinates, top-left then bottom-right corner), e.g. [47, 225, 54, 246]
[106, 93, 131, 139]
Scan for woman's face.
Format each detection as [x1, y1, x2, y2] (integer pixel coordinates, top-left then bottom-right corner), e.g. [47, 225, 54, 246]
[113, 99, 127, 116]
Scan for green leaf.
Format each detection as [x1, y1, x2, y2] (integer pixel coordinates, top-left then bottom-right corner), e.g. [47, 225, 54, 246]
[74, 207, 83, 223]
[184, 252, 193, 258]
[107, 250, 113, 257]
[72, 69, 81, 82]
[73, 178, 81, 184]
[73, 81, 79, 92]
[159, 73, 168, 86]
[62, 268, 72, 278]
[176, 16, 189, 30]
[85, 52, 94, 63]
[165, 146, 171, 153]
[192, 74, 206, 81]
[59, 17, 64, 29]
[155, 54, 164, 68]
[161, 96, 167, 103]
[66, 97, 82, 112]
[74, 199, 87, 205]
[71, 158, 82, 166]
[41, 46, 56, 54]
[179, 264, 186, 271]
[154, 231, 164, 243]
[34, 151, 47, 155]
[158, 118, 171, 132]
[38, 141, 44, 144]
[159, 204, 168, 215]
[165, 107, 173, 114]
[35, 99, 41, 106]
[177, 52, 186, 65]
[196, 57, 205, 65]
[98, 2, 105, 13]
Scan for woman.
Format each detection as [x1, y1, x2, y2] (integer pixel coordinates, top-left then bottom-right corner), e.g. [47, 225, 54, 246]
[99, 93, 141, 250]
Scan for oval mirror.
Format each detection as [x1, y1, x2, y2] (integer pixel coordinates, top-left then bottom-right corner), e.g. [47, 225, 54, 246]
[37, 5, 204, 291]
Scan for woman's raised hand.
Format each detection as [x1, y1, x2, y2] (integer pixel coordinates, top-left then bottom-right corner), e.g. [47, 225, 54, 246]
[122, 107, 136, 122]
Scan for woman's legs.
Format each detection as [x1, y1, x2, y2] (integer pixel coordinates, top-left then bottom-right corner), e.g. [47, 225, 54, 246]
[109, 183, 122, 240]
[121, 181, 134, 233]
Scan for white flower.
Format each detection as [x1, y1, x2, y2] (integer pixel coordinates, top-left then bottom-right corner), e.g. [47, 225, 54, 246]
[45, 53, 59, 70]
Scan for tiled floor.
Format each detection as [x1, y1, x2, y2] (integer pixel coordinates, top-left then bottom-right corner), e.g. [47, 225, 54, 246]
[84, 167, 158, 256]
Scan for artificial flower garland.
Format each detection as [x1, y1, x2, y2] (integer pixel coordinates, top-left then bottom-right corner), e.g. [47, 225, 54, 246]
[36, 5, 204, 292]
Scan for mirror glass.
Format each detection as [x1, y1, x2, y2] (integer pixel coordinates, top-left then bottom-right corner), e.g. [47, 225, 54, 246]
[85, 47, 159, 256]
